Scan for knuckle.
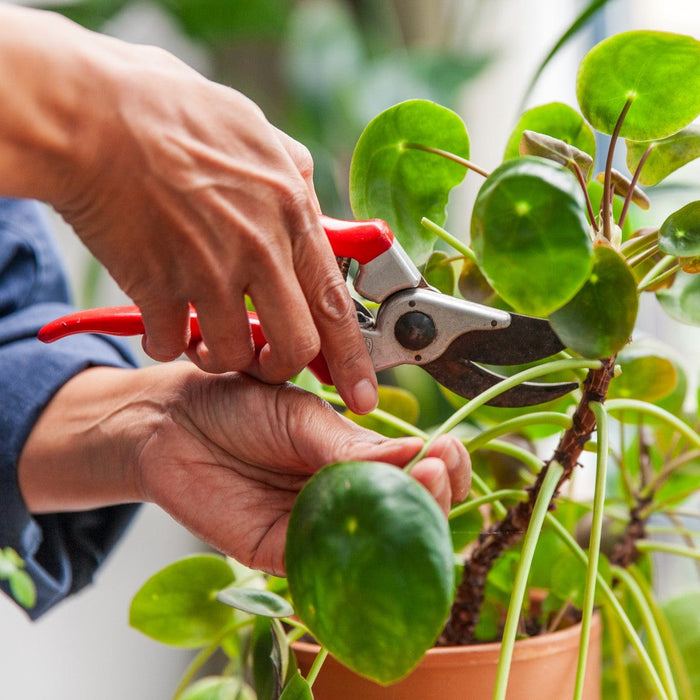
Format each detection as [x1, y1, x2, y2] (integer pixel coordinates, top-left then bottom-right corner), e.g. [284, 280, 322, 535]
[312, 275, 353, 327]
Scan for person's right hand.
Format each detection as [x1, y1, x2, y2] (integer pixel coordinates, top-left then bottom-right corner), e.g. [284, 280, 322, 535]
[0, 6, 378, 415]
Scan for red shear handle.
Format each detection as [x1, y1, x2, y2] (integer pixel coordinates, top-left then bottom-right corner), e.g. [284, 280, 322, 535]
[320, 216, 393, 263]
[38, 306, 334, 386]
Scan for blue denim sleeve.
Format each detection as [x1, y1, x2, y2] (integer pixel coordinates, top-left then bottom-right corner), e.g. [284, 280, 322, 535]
[0, 197, 140, 619]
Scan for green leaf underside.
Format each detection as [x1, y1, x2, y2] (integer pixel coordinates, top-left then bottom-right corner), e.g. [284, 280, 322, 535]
[658, 201, 700, 258]
[349, 99, 470, 264]
[656, 271, 700, 326]
[180, 676, 255, 700]
[549, 246, 638, 358]
[577, 30, 700, 141]
[471, 157, 593, 316]
[503, 102, 596, 164]
[217, 586, 294, 618]
[626, 126, 700, 187]
[129, 554, 235, 647]
[286, 461, 453, 685]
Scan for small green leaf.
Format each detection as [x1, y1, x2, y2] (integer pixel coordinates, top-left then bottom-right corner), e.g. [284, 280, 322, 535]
[549, 246, 638, 358]
[251, 617, 294, 700]
[471, 157, 593, 316]
[8, 570, 36, 609]
[280, 671, 313, 700]
[656, 271, 700, 325]
[659, 202, 700, 258]
[577, 31, 700, 141]
[129, 554, 235, 647]
[519, 131, 594, 181]
[457, 256, 495, 303]
[286, 462, 453, 685]
[503, 102, 596, 167]
[217, 586, 294, 618]
[626, 126, 700, 186]
[424, 250, 456, 295]
[349, 99, 470, 264]
[608, 341, 679, 403]
[595, 169, 649, 210]
[179, 676, 256, 700]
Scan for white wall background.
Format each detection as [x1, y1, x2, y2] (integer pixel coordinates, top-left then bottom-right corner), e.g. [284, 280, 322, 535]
[1, 1, 699, 698]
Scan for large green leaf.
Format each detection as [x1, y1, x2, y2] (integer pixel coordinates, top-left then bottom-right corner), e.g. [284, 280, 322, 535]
[577, 31, 700, 141]
[549, 246, 638, 358]
[471, 157, 593, 316]
[626, 126, 700, 186]
[656, 271, 700, 325]
[503, 102, 596, 167]
[658, 201, 700, 258]
[286, 461, 453, 685]
[349, 99, 470, 264]
[129, 554, 235, 647]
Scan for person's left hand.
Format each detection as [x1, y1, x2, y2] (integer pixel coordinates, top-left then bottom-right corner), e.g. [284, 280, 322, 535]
[18, 364, 470, 576]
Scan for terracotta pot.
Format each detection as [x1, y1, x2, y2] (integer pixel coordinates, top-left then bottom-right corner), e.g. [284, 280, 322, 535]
[293, 613, 602, 700]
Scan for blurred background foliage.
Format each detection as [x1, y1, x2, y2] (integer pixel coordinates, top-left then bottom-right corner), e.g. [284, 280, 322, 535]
[38, 0, 491, 215]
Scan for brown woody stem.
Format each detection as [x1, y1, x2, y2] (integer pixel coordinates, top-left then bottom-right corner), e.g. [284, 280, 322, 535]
[440, 356, 617, 645]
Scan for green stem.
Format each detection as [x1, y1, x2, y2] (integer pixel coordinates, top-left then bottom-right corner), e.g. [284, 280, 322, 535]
[466, 412, 572, 452]
[405, 358, 601, 472]
[421, 217, 477, 262]
[604, 603, 633, 700]
[574, 402, 608, 700]
[493, 461, 564, 700]
[638, 262, 683, 293]
[547, 516, 670, 700]
[468, 470, 508, 519]
[620, 227, 659, 256]
[636, 254, 678, 292]
[405, 143, 491, 178]
[627, 242, 660, 269]
[635, 540, 700, 561]
[471, 439, 544, 475]
[618, 144, 654, 229]
[305, 647, 329, 688]
[628, 565, 694, 700]
[613, 565, 678, 700]
[605, 400, 700, 450]
[448, 489, 527, 520]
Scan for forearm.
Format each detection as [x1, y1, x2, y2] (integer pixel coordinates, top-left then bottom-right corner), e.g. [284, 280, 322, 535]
[17, 364, 187, 513]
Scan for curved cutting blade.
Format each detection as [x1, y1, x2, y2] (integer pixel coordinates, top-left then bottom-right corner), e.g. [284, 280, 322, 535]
[423, 356, 578, 407]
[447, 312, 567, 366]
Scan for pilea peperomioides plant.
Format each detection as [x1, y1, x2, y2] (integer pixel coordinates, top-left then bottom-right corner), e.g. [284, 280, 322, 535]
[129, 28, 700, 700]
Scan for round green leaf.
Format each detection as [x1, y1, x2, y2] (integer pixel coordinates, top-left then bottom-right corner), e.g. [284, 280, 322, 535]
[626, 126, 700, 186]
[607, 341, 679, 403]
[129, 554, 235, 647]
[349, 99, 470, 264]
[656, 270, 700, 325]
[471, 157, 593, 316]
[659, 201, 700, 258]
[217, 586, 294, 618]
[549, 246, 638, 358]
[286, 461, 453, 685]
[424, 250, 456, 295]
[503, 102, 596, 166]
[577, 31, 700, 141]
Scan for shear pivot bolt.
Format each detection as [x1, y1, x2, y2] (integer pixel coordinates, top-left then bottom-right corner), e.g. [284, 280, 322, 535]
[395, 312, 436, 351]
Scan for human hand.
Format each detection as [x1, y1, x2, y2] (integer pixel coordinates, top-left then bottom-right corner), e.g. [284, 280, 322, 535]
[0, 6, 377, 414]
[18, 364, 470, 577]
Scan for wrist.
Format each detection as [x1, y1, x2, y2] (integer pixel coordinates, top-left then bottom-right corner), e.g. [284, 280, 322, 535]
[17, 364, 190, 513]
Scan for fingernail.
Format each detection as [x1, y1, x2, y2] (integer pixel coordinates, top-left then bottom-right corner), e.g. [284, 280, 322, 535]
[352, 379, 378, 414]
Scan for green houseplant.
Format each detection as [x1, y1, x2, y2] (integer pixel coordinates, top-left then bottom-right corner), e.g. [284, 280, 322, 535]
[127, 27, 700, 700]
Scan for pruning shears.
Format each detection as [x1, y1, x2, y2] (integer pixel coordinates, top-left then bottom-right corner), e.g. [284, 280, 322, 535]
[38, 216, 577, 407]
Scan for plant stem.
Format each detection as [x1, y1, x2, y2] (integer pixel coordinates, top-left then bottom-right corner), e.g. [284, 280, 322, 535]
[465, 412, 572, 451]
[638, 261, 682, 293]
[492, 461, 564, 700]
[573, 402, 608, 700]
[469, 470, 508, 519]
[604, 604, 633, 700]
[404, 142, 491, 178]
[613, 565, 678, 700]
[420, 217, 478, 262]
[305, 647, 329, 688]
[635, 539, 700, 560]
[448, 490, 528, 520]
[571, 159, 599, 232]
[618, 144, 654, 229]
[620, 227, 659, 257]
[441, 357, 613, 644]
[602, 99, 633, 241]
